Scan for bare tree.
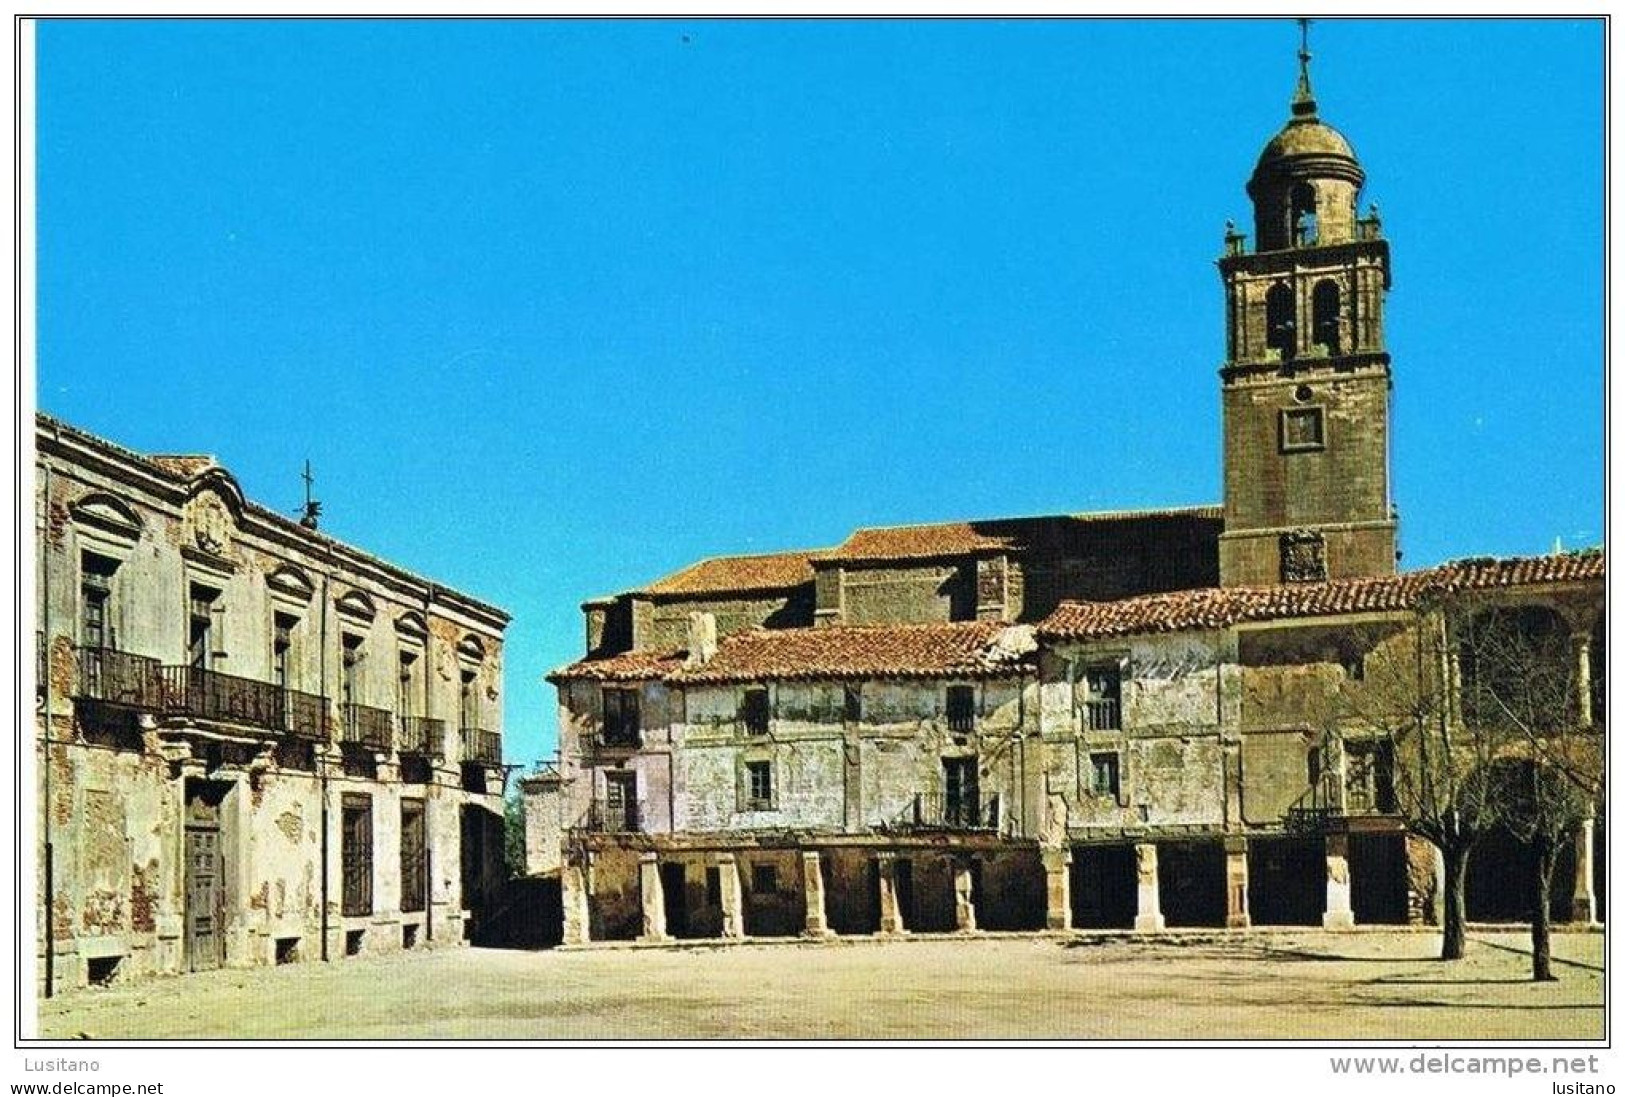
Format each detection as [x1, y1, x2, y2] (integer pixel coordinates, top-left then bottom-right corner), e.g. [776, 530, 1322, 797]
[1324, 602, 1503, 961]
[1457, 603, 1602, 981]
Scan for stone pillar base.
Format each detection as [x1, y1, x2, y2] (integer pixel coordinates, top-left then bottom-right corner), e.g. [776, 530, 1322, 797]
[1134, 913, 1166, 932]
[1570, 898, 1597, 926]
[1322, 910, 1355, 930]
[1041, 847, 1072, 931]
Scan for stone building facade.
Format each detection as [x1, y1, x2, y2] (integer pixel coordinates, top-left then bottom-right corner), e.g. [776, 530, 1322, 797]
[529, 46, 1605, 945]
[35, 414, 510, 992]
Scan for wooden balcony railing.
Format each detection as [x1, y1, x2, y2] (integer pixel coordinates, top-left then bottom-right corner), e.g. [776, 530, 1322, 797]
[461, 727, 502, 765]
[340, 703, 394, 752]
[580, 798, 644, 834]
[281, 687, 329, 742]
[1085, 697, 1121, 732]
[75, 647, 162, 708]
[397, 715, 445, 756]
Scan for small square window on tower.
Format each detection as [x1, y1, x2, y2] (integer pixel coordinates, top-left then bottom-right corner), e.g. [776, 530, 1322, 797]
[1280, 406, 1326, 452]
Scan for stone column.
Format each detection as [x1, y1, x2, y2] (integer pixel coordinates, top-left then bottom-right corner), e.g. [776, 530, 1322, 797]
[1432, 840, 1446, 927]
[876, 852, 906, 935]
[1133, 843, 1165, 932]
[561, 861, 591, 946]
[1574, 636, 1594, 726]
[1224, 837, 1250, 929]
[1323, 832, 1355, 929]
[802, 850, 832, 938]
[716, 853, 745, 940]
[1042, 847, 1072, 931]
[638, 852, 668, 942]
[1571, 817, 1598, 925]
[953, 859, 977, 933]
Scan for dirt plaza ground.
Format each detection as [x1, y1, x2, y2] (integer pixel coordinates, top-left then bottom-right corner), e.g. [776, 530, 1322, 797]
[38, 930, 1604, 1041]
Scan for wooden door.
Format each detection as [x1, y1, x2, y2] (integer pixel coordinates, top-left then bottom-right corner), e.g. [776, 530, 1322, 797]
[185, 795, 223, 971]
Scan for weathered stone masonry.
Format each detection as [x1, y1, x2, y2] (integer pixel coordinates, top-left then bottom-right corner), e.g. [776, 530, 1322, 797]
[35, 414, 510, 993]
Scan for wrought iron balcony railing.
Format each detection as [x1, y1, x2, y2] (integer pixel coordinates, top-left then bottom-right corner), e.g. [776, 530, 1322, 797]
[579, 798, 644, 834]
[75, 647, 163, 708]
[281, 687, 329, 742]
[1285, 770, 1343, 833]
[462, 726, 502, 765]
[886, 791, 1001, 833]
[340, 703, 394, 752]
[397, 715, 445, 756]
[161, 664, 284, 728]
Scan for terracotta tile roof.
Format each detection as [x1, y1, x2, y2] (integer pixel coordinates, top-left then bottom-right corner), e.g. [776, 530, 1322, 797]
[830, 505, 1223, 562]
[550, 621, 1038, 686]
[1038, 553, 1605, 640]
[631, 549, 829, 598]
[547, 647, 687, 684]
[672, 621, 1037, 685]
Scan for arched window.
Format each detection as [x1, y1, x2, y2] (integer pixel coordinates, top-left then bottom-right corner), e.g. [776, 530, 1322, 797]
[1265, 283, 1296, 358]
[1311, 280, 1341, 355]
[1291, 184, 1318, 246]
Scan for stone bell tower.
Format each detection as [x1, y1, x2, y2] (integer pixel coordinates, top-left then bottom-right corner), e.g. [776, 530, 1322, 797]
[1217, 23, 1397, 588]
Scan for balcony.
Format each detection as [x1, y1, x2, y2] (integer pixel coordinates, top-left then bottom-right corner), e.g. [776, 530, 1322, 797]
[397, 715, 445, 757]
[281, 687, 329, 742]
[1084, 697, 1121, 732]
[462, 726, 502, 765]
[886, 791, 1002, 833]
[160, 665, 284, 728]
[580, 798, 644, 834]
[75, 647, 162, 708]
[340, 703, 394, 753]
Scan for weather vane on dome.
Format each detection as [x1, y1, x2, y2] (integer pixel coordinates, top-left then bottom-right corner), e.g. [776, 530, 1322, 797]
[1292, 17, 1318, 119]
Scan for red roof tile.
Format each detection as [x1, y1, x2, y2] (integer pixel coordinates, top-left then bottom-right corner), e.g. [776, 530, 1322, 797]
[1038, 553, 1604, 640]
[547, 647, 686, 684]
[673, 621, 1037, 684]
[631, 550, 829, 598]
[830, 506, 1223, 562]
[550, 621, 1038, 685]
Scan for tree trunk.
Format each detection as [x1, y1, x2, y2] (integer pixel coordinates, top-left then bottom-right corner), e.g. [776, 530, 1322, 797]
[1441, 843, 1470, 960]
[1532, 835, 1557, 981]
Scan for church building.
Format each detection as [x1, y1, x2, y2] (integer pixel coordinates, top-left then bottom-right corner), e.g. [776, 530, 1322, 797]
[531, 33, 1603, 943]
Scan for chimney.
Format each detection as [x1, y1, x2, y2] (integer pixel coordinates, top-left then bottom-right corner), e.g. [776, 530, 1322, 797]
[687, 612, 718, 666]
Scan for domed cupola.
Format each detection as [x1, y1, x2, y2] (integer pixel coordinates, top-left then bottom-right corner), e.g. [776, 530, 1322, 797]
[1246, 26, 1366, 251]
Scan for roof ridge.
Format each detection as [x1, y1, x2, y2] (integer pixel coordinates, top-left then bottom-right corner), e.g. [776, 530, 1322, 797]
[843, 503, 1223, 537]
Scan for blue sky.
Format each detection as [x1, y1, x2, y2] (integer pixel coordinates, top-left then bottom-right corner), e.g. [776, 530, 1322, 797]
[35, 18, 1603, 768]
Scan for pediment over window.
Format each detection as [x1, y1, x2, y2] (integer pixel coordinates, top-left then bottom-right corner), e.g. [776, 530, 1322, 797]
[68, 492, 143, 541]
[336, 589, 377, 623]
[267, 564, 316, 603]
[457, 634, 486, 664]
[396, 611, 429, 641]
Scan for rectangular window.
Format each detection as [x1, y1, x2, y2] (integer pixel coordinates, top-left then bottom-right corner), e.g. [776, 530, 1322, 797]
[188, 584, 220, 669]
[601, 688, 641, 747]
[1345, 738, 1397, 815]
[80, 553, 118, 650]
[341, 633, 364, 707]
[1280, 406, 1326, 452]
[945, 685, 976, 732]
[460, 667, 479, 730]
[603, 770, 638, 832]
[844, 684, 862, 724]
[272, 612, 298, 690]
[745, 760, 774, 810]
[1089, 752, 1121, 799]
[1084, 664, 1122, 731]
[341, 793, 374, 917]
[397, 649, 419, 718]
[751, 863, 777, 894]
[943, 756, 980, 827]
[399, 799, 426, 914]
[741, 687, 770, 736]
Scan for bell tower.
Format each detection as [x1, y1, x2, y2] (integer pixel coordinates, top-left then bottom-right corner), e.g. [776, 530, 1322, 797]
[1217, 22, 1397, 588]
